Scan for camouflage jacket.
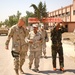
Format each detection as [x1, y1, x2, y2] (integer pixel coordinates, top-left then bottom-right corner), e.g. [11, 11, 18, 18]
[26, 31, 43, 51]
[5, 24, 29, 52]
[51, 26, 67, 45]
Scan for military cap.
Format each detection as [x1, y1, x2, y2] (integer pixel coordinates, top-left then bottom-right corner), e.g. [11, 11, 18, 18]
[33, 24, 38, 27]
[19, 17, 25, 22]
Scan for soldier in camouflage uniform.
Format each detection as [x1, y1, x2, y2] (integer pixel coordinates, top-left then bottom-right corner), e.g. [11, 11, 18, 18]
[51, 23, 67, 71]
[40, 24, 49, 58]
[5, 17, 29, 75]
[26, 24, 43, 72]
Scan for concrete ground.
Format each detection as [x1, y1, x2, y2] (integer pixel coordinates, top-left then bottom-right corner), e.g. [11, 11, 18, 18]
[0, 32, 75, 75]
[48, 32, 75, 57]
[62, 32, 75, 57]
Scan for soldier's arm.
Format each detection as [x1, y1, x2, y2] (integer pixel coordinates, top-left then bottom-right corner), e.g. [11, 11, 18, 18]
[5, 27, 14, 49]
[50, 29, 54, 38]
[38, 32, 43, 43]
[25, 32, 33, 44]
[45, 31, 49, 42]
[22, 26, 29, 37]
[60, 26, 67, 33]
[26, 29, 29, 37]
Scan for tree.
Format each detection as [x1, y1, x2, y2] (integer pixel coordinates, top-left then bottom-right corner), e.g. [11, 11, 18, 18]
[30, 1, 47, 22]
[25, 11, 34, 25]
[17, 11, 21, 20]
[0, 11, 21, 27]
[0, 21, 4, 27]
[42, 2, 48, 17]
[7, 11, 21, 27]
[4, 19, 9, 27]
[8, 15, 18, 27]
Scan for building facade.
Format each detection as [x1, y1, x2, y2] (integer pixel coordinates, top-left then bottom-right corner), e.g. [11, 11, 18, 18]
[48, 0, 75, 32]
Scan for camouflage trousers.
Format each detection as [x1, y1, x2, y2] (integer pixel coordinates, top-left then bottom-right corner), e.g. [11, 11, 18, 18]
[40, 43, 46, 56]
[29, 51, 41, 69]
[51, 44, 64, 68]
[14, 51, 27, 71]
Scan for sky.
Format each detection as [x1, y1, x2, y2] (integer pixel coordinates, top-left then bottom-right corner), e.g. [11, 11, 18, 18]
[0, 0, 73, 22]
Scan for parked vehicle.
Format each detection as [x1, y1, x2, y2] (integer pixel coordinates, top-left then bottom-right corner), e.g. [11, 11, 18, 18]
[0, 27, 9, 35]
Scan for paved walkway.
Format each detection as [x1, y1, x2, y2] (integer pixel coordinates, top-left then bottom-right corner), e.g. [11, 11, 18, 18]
[62, 32, 75, 57]
[48, 32, 75, 57]
[0, 34, 75, 75]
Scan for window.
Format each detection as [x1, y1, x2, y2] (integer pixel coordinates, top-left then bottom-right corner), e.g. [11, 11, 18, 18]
[61, 13, 65, 17]
[55, 15, 57, 17]
[58, 14, 60, 16]
[62, 13, 65, 16]
[73, 10, 75, 15]
[66, 12, 70, 16]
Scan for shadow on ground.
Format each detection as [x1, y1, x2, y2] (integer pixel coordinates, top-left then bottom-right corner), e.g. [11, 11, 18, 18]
[39, 69, 75, 74]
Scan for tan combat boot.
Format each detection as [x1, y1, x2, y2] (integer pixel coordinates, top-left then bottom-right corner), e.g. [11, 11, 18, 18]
[14, 69, 19, 75]
[53, 68, 56, 71]
[29, 63, 32, 69]
[20, 67, 25, 74]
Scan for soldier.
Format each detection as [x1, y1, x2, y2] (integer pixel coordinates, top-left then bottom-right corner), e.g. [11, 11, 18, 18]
[26, 23, 43, 72]
[40, 24, 49, 58]
[51, 23, 67, 71]
[5, 17, 29, 75]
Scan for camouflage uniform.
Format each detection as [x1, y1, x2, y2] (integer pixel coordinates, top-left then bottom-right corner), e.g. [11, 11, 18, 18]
[5, 25, 29, 73]
[51, 25, 66, 69]
[26, 30, 42, 70]
[40, 29, 49, 57]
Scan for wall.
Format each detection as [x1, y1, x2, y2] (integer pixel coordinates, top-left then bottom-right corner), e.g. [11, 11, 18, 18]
[68, 22, 75, 32]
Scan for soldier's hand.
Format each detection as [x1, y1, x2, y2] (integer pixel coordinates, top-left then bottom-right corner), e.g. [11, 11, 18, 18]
[37, 40, 42, 43]
[29, 40, 33, 43]
[22, 25, 26, 29]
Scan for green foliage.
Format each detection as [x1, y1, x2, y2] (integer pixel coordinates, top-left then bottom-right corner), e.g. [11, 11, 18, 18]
[8, 11, 21, 27]
[8, 15, 18, 27]
[25, 11, 34, 25]
[2, 11, 21, 27]
[17, 11, 21, 20]
[4, 19, 9, 27]
[0, 2, 47, 27]
[30, 1, 47, 22]
[0, 21, 4, 27]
